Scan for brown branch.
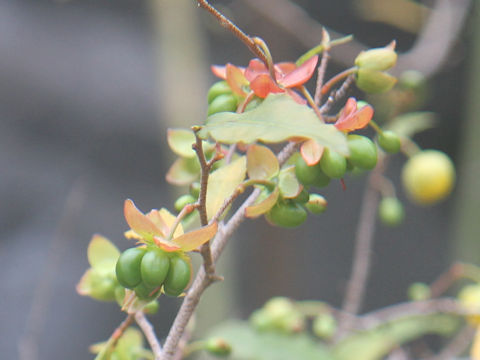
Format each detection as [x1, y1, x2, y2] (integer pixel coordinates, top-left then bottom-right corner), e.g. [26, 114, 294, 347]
[319, 75, 355, 115]
[135, 312, 162, 359]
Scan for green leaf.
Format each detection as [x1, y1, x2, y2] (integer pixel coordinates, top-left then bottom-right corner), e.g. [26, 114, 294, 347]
[278, 166, 301, 198]
[333, 314, 461, 360]
[167, 128, 196, 158]
[386, 112, 436, 138]
[245, 187, 280, 218]
[209, 320, 334, 360]
[87, 235, 120, 274]
[199, 94, 349, 155]
[166, 157, 200, 186]
[247, 144, 279, 180]
[206, 156, 247, 220]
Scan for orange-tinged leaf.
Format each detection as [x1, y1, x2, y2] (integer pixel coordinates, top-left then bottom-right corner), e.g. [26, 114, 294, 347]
[173, 222, 218, 252]
[245, 187, 280, 218]
[335, 104, 374, 131]
[278, 166, 302, 198]
[154, 237, 182, 252]
[167, 129, 196, 158]
[244, 58, 269, 81]
[300, 139, 324, 165]
[124, 199, 163, 242]
[159, 208, 184, 238]
[211, 65, 227, 79]
[166, 157, 200, 185]
[275, 62, 297, 75]
[226, 64, 248, 96]
[280, 55, 318, 88]
[206, 156, 247, 219]
[247, 144, 279, 180]
[76, 268, 94, 296]
[250, 74, 283, 98]
[87, 234, 120, 274]
[146, 210, 171, 238]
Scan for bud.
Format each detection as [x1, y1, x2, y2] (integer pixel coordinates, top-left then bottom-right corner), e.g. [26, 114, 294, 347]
[356, 69, 397, 94]
[305, 194, 327, 215]
[355, 41, 397, 71]
[174, 194, 196, 212]
[312, 313, 337, 339]
[205, 337, 232, 357]
[407, 282, 431, 301]
[378, 197, 404, 227]
[377, 130, 401, 154]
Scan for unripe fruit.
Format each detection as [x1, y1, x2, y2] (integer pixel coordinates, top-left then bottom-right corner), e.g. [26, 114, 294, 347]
[398, 70, 426, 91]
[143, 300, 160, 314]
[402, 150, 455, 205]
[347, 135, 378, 170]
[115, 247, 146, 289]
[295, 156, 330, 188]
[319, 148, 347, 179]
[207, 81, 232, 104]
[140, 249, 170, 288]
[356, 69, 397, 94]
[205, 337, 232, 357]
[378, 131, 401, 154]
[190, 182, 201, 198]
[312, 313, 337, 339]
[134, 281, 159, 300]
[355, 45, 397, 71]
[266, 201, 307, 228]
[458, 284, 480, 325]
[407, 282, 431, 301]
[114, 286, 125, 305]
[378, 197, 404, 227]
[305, 194, 327, 215]
[207, 94, 237, 116]
[292, 189, 310, 204]
[174, 194, 196, 212]
[89, 271, 117, 302]
[164, 256, 192, 297]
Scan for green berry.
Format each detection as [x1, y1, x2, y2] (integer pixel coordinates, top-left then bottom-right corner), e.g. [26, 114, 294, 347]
[143, 300, 160, 314]
[305, 194, 327, 215]
[292, 189, 310, 204]
[378, 131, 401, 154]
[207, 81, 232, 104]
[356, 68, 397, 94]
[140, 249, 170, 288]
[312, 313, 337, 339]
[164, 256, 192, 297]
[407, 282, 431, 301]
[319, 148, 347, 179]
[378, 197, 404, 227]
[89, 271, 117, 302]
[190, 182, 201, 198]
[174, 194, 196, 212]
[207, 94, 237, 116]
[205, 337, 232, 357]
[115, 247, 146, 289]
[295, 156, 330, 188]
[114, 286, 125, 306]
[134, 281, 159, 300]
[266, 201, 307, 228]
[347, 135, 378, 170]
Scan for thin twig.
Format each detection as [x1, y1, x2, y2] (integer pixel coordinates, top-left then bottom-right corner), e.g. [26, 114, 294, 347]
[135, 312, 162, 359]
[314, 50, 330, 106]
[160, 142, 299, 360]
[300, 85, 324, 122]
[319, 75, 355, 115]
[196, 0, 269, 66]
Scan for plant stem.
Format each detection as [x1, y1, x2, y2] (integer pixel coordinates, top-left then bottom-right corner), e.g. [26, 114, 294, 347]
[94, 314, 135, 360]
[314, 48, 330, 106]
[321, 67, 357, 96]
[196, 0, 269, 66]
[300, 85, 324, 122]
[319, 74, 355, 115]
[135, 312, 162, 359]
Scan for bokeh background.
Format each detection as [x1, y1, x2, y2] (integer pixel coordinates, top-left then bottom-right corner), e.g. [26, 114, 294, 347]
[1, 0, 478, 358]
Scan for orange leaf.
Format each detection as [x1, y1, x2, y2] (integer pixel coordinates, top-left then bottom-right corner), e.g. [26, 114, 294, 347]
[250, 74, 284, 98]
[226, 64, 248, 96]
[173, 222, 218, 252]
[124, 199, 163, 242]
[245, 187, 280, 218]
[247, 144, 279, 180]
[300, 139, 324, 165]
[211, 65, 227, 79]
[280, 55, 318, 88]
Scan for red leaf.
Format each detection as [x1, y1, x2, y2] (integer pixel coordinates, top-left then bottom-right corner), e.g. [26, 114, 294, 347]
[244, 58, 269, 81]
[275, 62, 297, 76]
[226, 64, 248, 96]
[280, 55, 318, 88]
[250, 74, 284, 98]
[211, 65, 227, 79]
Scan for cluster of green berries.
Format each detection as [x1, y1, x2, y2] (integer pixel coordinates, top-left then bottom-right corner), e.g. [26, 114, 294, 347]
[115, 247, 191, 299]
[207, 81, 239, 115]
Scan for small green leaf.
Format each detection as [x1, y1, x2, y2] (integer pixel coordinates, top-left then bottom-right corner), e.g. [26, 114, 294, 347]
[165, 157, 200, 186]
[206, 156, 247, 219]
[208, 320, 333, 360]
[386, 112, 436, 138]
[247, 144, 279, 180]
[167, 128, 196, 158]
[278, 166, 301, 198]
[333, 314, 461, 360]
[245, 187, 280, 218]
[199, 94, 349, 155]
[87, 235, 120, 274]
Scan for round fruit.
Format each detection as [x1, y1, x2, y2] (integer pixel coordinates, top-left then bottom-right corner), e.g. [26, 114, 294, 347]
[295, 156, 330, 188]
[134, 281, 159, 300]
[114, 286, 125, 305]
[164, 256, 192, 297]
[205, 337, 232, 357]
[89, 271, 117, 302]
[347, 135, 378, 170]
[458, 284, 480, 325]
[207, 94, 237, 115]
[319, 148, 347, 179]
[266, 201, 308, 228]
[401, 150, 455, 205]
[207, 81, 232, 104]
[312, 313, 337, 339]
[190, 182, 201, 198]
[305, 194, 327, 215]
[378, 197, 404, 227]
[378, 131, 401, 154]
[407, 282, 430, 301]
[292, 189, 309, 204]
[174, 194, 196, 212]
[115, 247, 146, 289]
[143, 300, 160, 314]
[140, 249, 170, 288]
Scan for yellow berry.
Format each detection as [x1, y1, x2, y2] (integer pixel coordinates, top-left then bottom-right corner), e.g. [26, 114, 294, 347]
[401, 150, 455, 205]
[458, 284, 480, 325]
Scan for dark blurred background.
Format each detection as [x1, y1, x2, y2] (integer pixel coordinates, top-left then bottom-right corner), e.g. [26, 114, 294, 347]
[1, 0, 477, 358]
